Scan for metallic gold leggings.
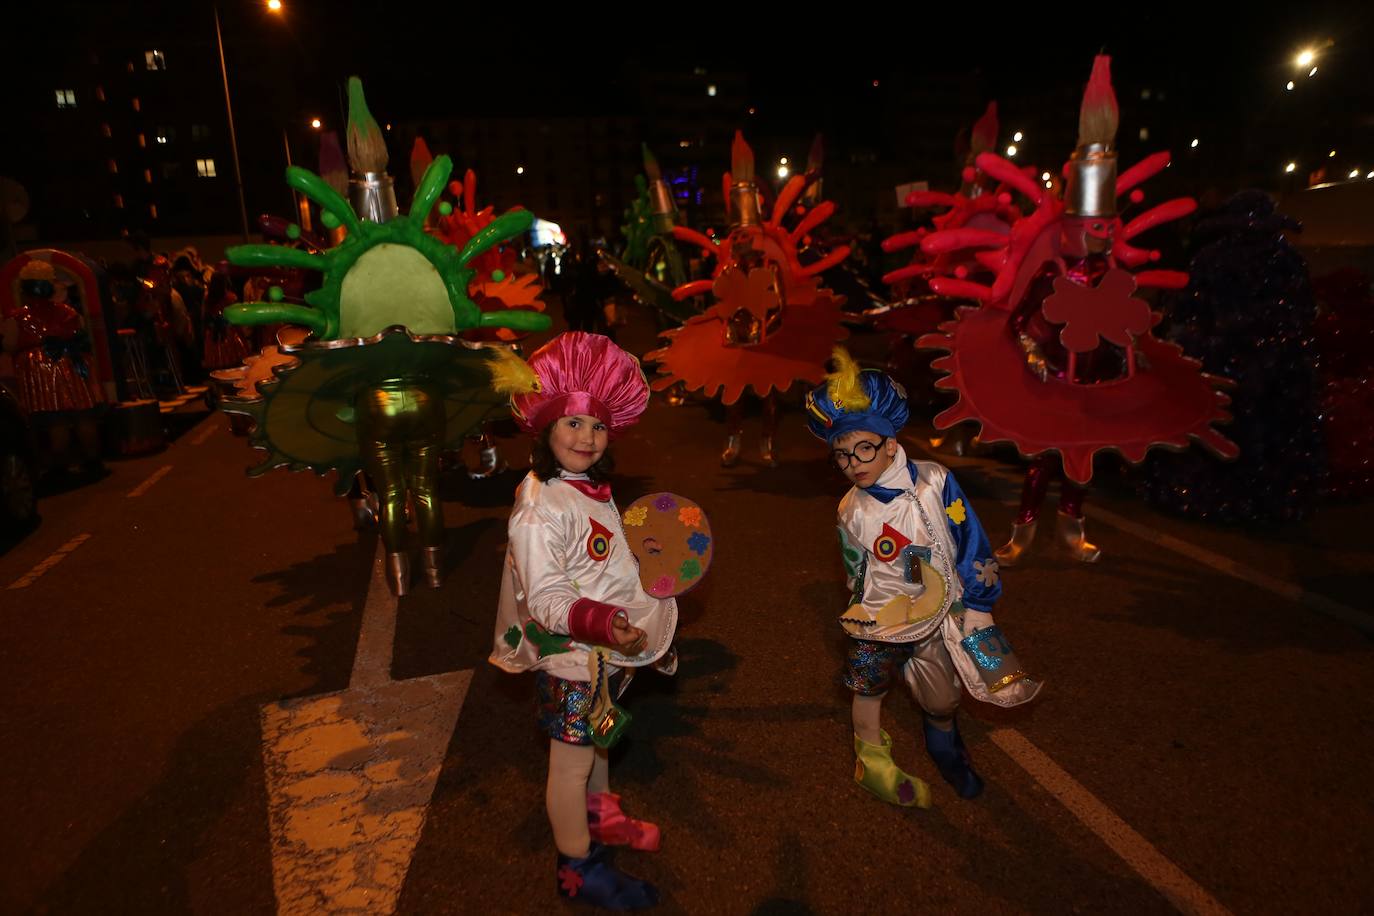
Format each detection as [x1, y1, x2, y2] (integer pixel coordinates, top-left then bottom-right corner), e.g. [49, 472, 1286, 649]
[356, 382, 446, 552]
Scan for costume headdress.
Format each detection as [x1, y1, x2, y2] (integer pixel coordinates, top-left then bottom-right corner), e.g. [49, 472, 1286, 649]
[1065, 55, 1119, 219]
[505, 332, 650, 436]
[805, 347, 909, 444]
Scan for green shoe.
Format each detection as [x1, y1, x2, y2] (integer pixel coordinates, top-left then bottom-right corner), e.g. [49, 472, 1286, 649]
[853, 731, 932, 808]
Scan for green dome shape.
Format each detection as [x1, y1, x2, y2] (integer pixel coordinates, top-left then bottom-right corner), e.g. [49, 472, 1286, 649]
[225, 155, 549, 340]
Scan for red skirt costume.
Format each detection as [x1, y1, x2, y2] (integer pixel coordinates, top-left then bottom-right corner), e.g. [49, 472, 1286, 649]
[11, 294, 97, 413]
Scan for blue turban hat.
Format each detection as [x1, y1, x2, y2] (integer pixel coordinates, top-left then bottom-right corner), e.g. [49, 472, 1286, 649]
[805, 348, 909, 445]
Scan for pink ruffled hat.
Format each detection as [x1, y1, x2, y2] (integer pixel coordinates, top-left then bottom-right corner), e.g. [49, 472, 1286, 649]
[512, 332, 650, 436]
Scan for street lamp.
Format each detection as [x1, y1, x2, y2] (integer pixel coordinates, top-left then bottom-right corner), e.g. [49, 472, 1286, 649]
[1006, 144, 1018, 157]
[310, 118, 322, 129]
[213, 2, 251, 240]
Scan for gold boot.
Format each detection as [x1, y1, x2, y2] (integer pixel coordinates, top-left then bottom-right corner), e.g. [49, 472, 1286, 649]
[760, 435, 778, 468]
[720, 434, 742, 467]
[386, 552, 412, 597]
[994, 520, 1037, 566]
[420, 546, 444, 588]
[1057, 512, 1101, 563]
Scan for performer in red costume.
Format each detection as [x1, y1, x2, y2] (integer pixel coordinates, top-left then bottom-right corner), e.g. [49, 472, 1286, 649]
[2, 261, 104, 470]
[878, 103, 1021, 421]
[648, 131, 850, 467]
[917, 56, 1237, 563]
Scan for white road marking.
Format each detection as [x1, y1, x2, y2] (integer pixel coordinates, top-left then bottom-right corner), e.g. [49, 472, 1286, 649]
[1086, 504, 1373, 635]
[6, 533, 92, 590]
[191, 422, 219, 446]
[990, 728, 1232, 916]
[260, 670, 472, 916]
[263, 537, 472, 914]
[351, 540, 399, 688]
[126, 464, 173, 498]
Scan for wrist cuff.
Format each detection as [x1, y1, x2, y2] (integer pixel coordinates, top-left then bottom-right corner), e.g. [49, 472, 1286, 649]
[568, 598, 625, 645]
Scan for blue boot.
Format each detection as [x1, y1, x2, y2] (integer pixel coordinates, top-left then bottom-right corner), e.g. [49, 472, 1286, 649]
[923, 717, 984, 799]
[556, 842, 659, 910]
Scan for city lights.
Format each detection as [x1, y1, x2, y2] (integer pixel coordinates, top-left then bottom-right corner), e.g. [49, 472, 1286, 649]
[1284, 162, 1297, 173]
[1013, 131, 1024, 142]
[1286, 81, 1295, 91]
[1296, 49, 1315, 67]
[267, 0, 282, 11]
[707, 85, 717, 97]
[777, 165, 789, 179]
[310, 118, 321, 129]
[516, 166, 524, 175]
[1191, 138, 1200, 148]
[1006, 144, 1018, 157]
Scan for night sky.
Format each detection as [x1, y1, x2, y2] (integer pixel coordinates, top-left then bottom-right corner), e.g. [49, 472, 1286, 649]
[13, 1, 1373, 127]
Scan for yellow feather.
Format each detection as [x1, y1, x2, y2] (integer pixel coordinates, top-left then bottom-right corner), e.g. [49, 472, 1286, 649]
[486, 347, 542, 395]
[825, 347, 870, 412]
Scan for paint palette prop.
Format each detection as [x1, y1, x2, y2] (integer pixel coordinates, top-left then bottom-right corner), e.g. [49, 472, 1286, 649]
[622, 493, 713, 598]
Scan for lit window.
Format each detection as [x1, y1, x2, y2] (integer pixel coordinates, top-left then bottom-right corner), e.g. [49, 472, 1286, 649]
[143, 169, 153, 184]
[55, 89, 77, 108]
[132, 97, 141, 112]
[145, 50, 166, 70]
[707, 84, 717, 97]
[1138, 127, 1150, 141]
[1140, 88, 1151, 100]
[113, 194, 124, 208]
[155, 126, 175, 144]
[196, 158, 217, 178]
[107, 159, 118, 174]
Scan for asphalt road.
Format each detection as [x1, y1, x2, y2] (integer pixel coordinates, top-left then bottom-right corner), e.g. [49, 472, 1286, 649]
[2, 310, 1370, 915]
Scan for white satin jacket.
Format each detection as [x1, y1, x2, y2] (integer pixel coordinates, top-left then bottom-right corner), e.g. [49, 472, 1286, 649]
[489, 472, 677, 681]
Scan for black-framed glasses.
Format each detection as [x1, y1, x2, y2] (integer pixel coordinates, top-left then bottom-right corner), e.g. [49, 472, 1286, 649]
[831, 436, 888, 469]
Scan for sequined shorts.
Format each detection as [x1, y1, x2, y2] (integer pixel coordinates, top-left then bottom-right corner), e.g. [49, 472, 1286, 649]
[535, 671, 624, 746]
[843, 636, 962, 716]
[844, 639, 916, 696]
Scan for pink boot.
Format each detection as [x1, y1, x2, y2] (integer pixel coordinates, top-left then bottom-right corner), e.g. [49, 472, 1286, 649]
[587, 792, 661, 852]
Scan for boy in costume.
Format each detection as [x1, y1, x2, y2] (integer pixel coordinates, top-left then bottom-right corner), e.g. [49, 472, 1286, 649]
[806, 350, 1041, 806]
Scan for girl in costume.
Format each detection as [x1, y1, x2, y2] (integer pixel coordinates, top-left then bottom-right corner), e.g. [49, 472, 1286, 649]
[489, 331, 674, 910]
[806, 349, 1040, 807]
